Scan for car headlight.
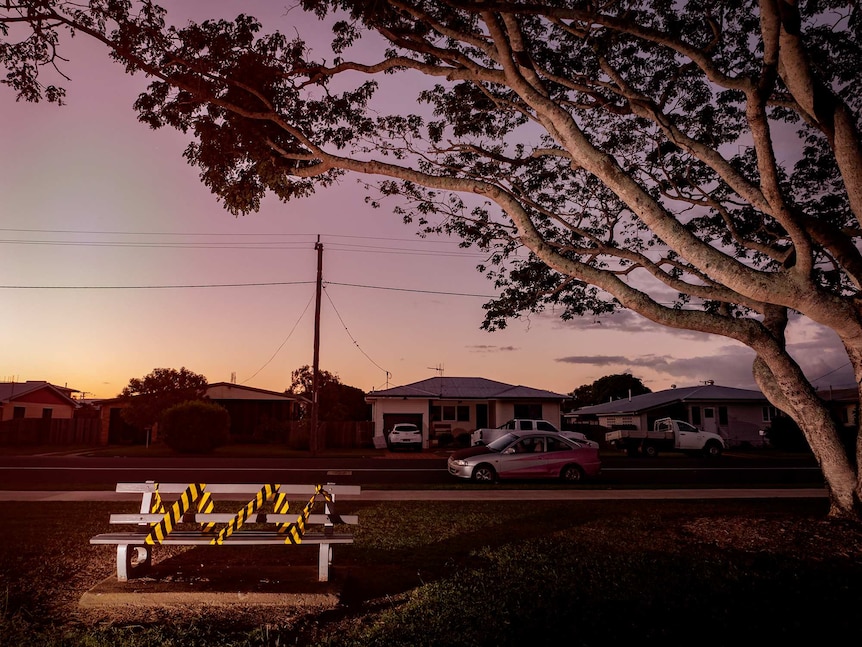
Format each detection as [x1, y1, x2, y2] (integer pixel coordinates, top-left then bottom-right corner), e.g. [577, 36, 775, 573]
[450, 459, 469, 467]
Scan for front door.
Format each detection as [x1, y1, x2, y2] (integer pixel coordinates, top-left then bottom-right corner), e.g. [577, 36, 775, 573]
[475, 404, 488, 429]
[702, 408, 718, 434]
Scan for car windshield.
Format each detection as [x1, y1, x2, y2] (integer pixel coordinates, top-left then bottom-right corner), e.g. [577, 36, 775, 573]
[486, 433, 519, 452]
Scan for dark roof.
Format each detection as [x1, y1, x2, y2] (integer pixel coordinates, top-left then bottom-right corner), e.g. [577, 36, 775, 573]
[367, 377, 567, 401]
[0, 381, 79, 405]
[206, 382, 299, 401]
[817, 387, 858, 403]
[570, 384, 767, 416]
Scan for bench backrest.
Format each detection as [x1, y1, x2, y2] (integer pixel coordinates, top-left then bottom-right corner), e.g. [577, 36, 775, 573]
[110, 481, 360, 544]
[115, 482, 361, 496]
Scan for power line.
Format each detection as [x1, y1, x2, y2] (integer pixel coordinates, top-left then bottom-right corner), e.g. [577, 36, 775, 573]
[325, 281, 495, 298]
[240, 292, 316, 384]
[0, 228, 467, 244]
[0, 279, 495, 298]
[323, 286, 390, 377]
[0, 281, 315, 289]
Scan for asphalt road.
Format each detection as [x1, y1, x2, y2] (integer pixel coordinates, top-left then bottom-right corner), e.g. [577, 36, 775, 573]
[0, 451, 824, 489]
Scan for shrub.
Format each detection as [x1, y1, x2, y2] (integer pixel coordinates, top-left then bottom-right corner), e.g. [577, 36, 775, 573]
[160, 400, 230, 453]
[436, 432, 453, 447]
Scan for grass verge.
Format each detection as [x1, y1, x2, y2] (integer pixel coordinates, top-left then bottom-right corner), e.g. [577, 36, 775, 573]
[1, 498, 861, 645]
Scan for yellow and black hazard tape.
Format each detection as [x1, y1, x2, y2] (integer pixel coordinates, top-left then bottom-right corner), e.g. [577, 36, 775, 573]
[281, 484, 339, 544]
[143, 483, 340, 546]
[273, 491, 292, 534]
[145, 482, 206, 545]
[197, 489, 215, 532]
[210, 483, 279, 545]
[148, 483, 166, 528]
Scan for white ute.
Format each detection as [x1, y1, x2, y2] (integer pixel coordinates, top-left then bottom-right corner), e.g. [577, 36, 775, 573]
[605, 417, 725, 457]
[470, 418, 599, 448]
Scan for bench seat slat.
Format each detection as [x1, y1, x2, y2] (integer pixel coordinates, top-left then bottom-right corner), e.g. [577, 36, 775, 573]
[90, 531, 355, 546]
[108, 513, 359, 525]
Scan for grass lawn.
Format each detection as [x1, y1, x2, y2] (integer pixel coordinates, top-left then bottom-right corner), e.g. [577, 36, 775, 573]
[1, 497, 861, 646]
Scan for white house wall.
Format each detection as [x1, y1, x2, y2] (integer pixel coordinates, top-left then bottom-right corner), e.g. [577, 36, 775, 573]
[371, 399, 564, 441]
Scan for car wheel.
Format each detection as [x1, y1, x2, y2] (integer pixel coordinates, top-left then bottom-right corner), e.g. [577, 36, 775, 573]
[472, 464, 497, 482]
[560, 464, 584, 483]
[703, 441, 722, 458]
[643, 444, 659, 458]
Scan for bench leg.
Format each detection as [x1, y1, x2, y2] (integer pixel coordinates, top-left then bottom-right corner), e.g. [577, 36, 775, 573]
[318, 543, 331, 582]
[117, 545, 151, 581]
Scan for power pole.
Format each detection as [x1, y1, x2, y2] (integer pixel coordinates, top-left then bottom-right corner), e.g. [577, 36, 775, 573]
[311, 235, 323, 455]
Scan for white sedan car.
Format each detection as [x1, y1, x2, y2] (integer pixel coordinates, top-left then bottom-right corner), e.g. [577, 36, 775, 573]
[448, 431, 601, 483]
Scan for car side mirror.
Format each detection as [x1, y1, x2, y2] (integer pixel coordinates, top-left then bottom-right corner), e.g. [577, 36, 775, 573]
[503, 447, 515, 455]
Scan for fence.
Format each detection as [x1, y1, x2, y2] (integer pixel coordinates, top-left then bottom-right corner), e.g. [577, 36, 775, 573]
[0, 418, 101, 446]
[0, 417, 373, 449]
[255, 420, 374, 450]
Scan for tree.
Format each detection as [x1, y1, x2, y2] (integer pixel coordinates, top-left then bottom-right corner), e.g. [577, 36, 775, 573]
[119, 367, 208, 431]
[571, 374, 652, 410]
[288, 365, 370, 421]
[4, 2, 862, 519]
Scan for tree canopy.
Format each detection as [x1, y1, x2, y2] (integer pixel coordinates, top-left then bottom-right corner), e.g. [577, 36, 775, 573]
[287, 365, 370, 422]
[4, 1, 862, 519]
[571, 374, 652, 409]
[119, 366, 208, 430]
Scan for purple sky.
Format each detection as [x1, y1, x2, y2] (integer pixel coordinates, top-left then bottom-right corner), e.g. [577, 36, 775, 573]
[0, 2, 853, 399]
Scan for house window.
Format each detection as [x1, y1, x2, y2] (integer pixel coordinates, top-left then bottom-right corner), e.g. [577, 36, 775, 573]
[514, 403, 542, 419]
[42, 408, 53, 419]
[691, 407, 701, 425]
[762, 406, 777, 422]
[13, 407, 25, 419]
[718, 406, 728, 425]
[433, 405, 470, 422]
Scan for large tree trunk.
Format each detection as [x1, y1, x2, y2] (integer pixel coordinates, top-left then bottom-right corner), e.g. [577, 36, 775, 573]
[753, 355, 859, 520]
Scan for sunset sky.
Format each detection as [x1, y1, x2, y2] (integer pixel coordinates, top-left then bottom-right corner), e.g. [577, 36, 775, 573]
[0, 2, 854, 400]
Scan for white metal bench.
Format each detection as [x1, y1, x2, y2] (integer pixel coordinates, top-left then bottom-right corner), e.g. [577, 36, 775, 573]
[90, 481, 360, 582]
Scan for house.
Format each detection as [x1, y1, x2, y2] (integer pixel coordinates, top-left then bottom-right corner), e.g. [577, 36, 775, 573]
[205, 382, 301, 440]
[0, 381, 101, 445]
[365, 377, 568, 448]
[566, 383, 776, 447]
[95, 382, 303, 445]
[818, 387, 858, 431]
[0, 381, 79, 422]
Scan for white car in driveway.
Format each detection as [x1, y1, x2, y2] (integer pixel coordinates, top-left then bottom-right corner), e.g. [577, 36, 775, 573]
[387, 423, 423, 451]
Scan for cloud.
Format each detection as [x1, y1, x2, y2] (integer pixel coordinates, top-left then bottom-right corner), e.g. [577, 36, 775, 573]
[467, 344, 519, 353]
[544, 309, 713, 341]
[556, 346, 759, 389]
